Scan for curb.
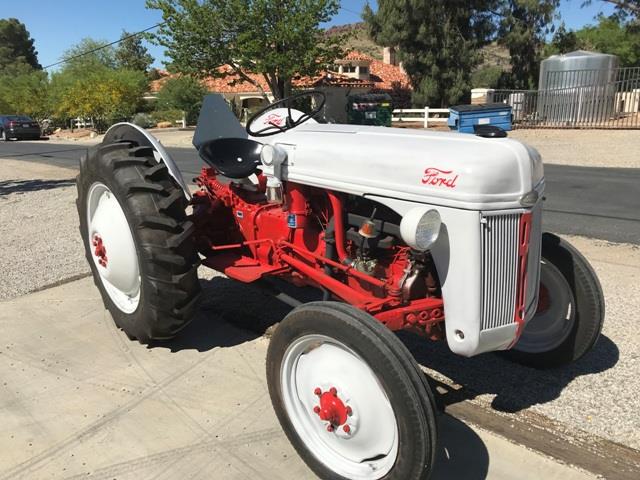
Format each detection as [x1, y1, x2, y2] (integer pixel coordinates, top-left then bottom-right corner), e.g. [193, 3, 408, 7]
[438, 382, 640, 479]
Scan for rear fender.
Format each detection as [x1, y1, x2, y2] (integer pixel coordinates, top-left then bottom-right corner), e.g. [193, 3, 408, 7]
[103, 122, 191, 199]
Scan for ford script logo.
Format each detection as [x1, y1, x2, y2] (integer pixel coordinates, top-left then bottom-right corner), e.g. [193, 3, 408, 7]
[421, 167, 459, 188]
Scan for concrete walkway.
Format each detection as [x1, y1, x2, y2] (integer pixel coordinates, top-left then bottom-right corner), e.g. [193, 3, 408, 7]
[0, 278, 596, 480]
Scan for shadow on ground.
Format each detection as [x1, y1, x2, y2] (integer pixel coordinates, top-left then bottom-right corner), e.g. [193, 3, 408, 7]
[162, 276, 619, 417]
[151, 276, 294, 353]
[0, 178, 75, 196]
[403, 331, 619, 413]
[155, 276, 494, 478]
[171, 276, 620, 413]
[433, 414, 489, 480]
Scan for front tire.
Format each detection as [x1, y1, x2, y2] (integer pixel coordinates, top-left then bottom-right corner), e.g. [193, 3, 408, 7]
[267, 302, 437, 480]
[76, 141, 201, 342]
[505, 233, 604, 368]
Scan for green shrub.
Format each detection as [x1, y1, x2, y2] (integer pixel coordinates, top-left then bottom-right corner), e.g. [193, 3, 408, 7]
[155, 76, 206, 125]
[131, 112, 154, 128]
[150, 109, 184, 126]
[471, 66, 504, 89]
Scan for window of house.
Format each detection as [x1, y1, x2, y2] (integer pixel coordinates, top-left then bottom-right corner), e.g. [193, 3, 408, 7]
[360, 66, 369, 75]
[343, 65, 356, 73]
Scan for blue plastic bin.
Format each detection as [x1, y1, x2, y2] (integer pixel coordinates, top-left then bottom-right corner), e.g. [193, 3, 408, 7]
[448, 103, 512, 133]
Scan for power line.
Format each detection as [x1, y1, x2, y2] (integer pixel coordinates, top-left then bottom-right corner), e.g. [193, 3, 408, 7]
[42, 22, 165, 70]
[339, 5, 363, 17]
[42, 5, 360, 71]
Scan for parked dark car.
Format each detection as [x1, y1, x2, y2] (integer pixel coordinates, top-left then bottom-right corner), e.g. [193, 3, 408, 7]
[0, 115, 42, 140]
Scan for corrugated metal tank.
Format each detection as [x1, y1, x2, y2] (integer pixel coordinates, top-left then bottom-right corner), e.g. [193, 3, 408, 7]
[537, 50, 619, 124]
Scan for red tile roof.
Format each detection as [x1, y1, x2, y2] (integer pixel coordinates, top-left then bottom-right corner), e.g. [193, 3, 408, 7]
[148, 51, 410, 94]
[293, 72, 374, 89]
[342, 51, 375, 62]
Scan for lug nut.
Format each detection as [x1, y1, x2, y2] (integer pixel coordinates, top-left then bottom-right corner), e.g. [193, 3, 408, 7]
[314, 387, 321, 396]
[313, 406, 320, 414]
[346, 406, 352, 416]
[329, 387, 337, 396]
[327, 425, 334, 432]
[343, 425, 350, 433]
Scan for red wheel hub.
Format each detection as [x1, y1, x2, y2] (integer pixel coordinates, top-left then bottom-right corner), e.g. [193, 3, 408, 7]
[92, 234, 108, 267]
[313, 386, 352, 433]
[536, 283, 550, 314]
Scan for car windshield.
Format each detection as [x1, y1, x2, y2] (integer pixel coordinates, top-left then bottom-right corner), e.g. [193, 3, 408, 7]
[5, 115, 34, 122]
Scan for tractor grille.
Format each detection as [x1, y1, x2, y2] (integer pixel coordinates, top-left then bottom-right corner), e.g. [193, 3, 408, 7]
[525, 202, 543, 312]
[480, 212, 521, 331]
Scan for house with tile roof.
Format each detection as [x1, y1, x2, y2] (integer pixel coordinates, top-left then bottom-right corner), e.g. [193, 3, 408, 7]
[149, 48, 411, 123]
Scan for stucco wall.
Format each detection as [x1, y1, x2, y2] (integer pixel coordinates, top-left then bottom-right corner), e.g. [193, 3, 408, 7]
[321, 87, 370, 123]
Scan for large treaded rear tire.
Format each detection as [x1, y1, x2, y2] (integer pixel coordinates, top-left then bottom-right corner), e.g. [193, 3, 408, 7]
[77, 141, 201, 342]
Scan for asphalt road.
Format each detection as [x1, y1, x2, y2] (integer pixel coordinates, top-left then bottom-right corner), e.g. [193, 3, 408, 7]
[2, 140, 638, 244]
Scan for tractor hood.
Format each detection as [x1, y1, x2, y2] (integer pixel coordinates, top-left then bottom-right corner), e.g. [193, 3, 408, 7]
[260, 123, 544, 211]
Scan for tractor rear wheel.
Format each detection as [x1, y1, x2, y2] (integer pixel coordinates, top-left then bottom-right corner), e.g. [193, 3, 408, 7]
[505, 233, 604, 368]
[76, 141, 201, 342]
[267, 302, 437, 480]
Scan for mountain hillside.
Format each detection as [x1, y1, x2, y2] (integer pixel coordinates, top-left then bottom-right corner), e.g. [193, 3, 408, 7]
[326, 23, 383, 60]
[327, 22, 511, 70]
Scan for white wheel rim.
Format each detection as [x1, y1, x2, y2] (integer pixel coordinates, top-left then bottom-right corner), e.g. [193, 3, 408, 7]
[515, 260, 575, 353]
[86, 182, 141, 313]
[280, 335, 398, 480]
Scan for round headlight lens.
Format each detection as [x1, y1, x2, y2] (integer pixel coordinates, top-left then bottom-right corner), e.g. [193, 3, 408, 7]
[400, 208, 442, 251]
[260, 144, 275, 166]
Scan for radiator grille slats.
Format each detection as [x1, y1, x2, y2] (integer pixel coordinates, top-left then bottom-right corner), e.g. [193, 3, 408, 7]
[480, 213, 520, 330]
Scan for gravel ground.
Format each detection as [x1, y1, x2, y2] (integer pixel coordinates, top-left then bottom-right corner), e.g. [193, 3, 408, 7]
[509, 129, 640, 168]
[405, 236, 640, 450]
[1, 156, 638, 452]
[0, 160, 87, 300]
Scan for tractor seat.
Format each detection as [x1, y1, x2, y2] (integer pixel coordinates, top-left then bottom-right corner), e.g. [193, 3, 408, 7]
[198, 138, 263, 178]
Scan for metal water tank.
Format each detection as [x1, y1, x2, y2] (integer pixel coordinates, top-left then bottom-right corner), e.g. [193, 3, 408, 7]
[537, 50, 619, 125]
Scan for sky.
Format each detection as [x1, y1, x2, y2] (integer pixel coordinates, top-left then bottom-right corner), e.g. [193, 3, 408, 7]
[2, 0, 616, 70]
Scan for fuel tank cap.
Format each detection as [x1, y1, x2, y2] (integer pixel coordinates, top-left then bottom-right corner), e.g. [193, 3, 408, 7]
[473, 124, 508, 138]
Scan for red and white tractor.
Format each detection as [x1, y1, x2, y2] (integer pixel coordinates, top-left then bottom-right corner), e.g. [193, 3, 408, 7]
[77, 91, 604, 480]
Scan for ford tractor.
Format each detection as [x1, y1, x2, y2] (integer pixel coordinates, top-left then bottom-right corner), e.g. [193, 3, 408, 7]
[77, 91, 604, 480]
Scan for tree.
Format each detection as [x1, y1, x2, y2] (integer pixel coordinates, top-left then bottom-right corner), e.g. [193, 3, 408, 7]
[364, 0, 497, 107]
[49, 62, 147, 126]
[115, 30, 154, 72]
[0, 66, 49, 118]
[155, 76, 207, 123]
[576, 15, 640, 66]
[0, 18, 41, 72]
[498, 0, 559, 89]
[146, 0, 344, 99]
[61, 38, 116, 74]
[589, 1, 640, 20]
[543, 24, 581, 57]
[40, 37, 150, 128]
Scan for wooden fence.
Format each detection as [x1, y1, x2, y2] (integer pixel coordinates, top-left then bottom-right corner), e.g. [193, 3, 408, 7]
[391, 107, 449, 128]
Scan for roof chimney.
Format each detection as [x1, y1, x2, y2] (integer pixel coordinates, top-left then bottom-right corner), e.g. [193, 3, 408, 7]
[383, 47, 397, 66]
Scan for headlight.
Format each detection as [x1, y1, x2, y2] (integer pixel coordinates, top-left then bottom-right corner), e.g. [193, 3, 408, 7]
[400, 208, 442, 250]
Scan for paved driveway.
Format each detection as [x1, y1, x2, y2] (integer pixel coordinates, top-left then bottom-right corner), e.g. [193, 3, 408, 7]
[0, 278, 595, 480]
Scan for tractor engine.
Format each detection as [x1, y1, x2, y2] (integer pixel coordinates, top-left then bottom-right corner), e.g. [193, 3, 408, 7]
[192, 167, 445, 339]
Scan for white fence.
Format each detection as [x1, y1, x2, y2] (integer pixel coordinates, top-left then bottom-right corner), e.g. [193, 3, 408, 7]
[391, 107, 449, 128]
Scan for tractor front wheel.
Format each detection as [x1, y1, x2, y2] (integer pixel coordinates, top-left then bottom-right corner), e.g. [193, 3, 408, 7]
[267, 302, 437, 480]
[505, 233, 605, 368]
[76, 141, 201, 342]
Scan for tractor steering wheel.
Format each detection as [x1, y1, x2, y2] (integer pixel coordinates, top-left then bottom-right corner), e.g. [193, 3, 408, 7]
[246, 90, 326, 137]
